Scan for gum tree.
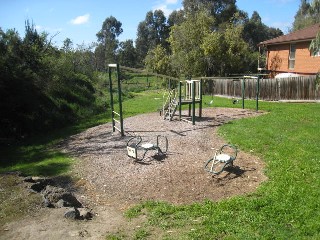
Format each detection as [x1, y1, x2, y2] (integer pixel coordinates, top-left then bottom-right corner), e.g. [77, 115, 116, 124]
[96, 16, 123, 67]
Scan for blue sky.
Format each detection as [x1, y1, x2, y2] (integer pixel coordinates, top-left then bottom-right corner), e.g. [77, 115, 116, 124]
[0, 0, 300, 47]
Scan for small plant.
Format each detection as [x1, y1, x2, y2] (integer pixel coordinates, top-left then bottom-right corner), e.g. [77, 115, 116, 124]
[309, 31, 320, 56]
[105, 233, 127, 240]
[133, 229, 150, 240]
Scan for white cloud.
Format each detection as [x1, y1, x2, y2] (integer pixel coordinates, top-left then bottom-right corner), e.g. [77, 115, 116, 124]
[166, 0, 178, 4]
[153, 4, 172, 17]
[153, 0, 181, 17]
[34, 25, 63, 34]
[35, 25, 43, 30]
[70, 14, 90, 25]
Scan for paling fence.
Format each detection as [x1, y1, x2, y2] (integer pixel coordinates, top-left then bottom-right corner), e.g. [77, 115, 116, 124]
[203, 75, 320, 101]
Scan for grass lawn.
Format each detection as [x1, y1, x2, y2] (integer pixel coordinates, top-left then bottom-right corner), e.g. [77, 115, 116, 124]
[1, 92, 320, 239]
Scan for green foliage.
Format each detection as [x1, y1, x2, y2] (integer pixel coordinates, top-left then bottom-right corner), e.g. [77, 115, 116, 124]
[135, 10, 170, 63]
[243, 11, 283, 51]
[96, 16, 123, 65]
[118, 40, 138, 68]
[183, 0, 238, 26]
[0, 21, 99, 139]
[169, 11, 214, 77]
[309, 31, 320, 57]
[169, 11, 255, 76]
[145, 45, 173, 76]
[292, 0, 320, 31]
[167, 9, 185, 27]
[222, 19, 250, 73]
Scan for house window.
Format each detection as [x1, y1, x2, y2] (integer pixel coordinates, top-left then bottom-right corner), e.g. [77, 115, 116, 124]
[288, 44, 296, 69]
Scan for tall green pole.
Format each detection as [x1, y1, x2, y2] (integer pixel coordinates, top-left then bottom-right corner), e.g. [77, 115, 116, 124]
[108, 66, 115, 133]
[242, 78, 245, 109]
[199, 79, 203, 118]
[192, 80, 196, 125]
[179, 81, 182, 120]
[116, 64, 124, 136]
[256, 75, 260, 112]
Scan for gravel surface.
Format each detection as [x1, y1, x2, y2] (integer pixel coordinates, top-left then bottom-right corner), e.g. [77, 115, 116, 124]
[58, 107, 267, 208]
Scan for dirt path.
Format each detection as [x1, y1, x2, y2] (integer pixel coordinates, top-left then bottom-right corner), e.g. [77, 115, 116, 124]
[1, 108, 267, 240]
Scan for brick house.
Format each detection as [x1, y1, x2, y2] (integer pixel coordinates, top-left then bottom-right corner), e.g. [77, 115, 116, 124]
[258, 24, 320, 77]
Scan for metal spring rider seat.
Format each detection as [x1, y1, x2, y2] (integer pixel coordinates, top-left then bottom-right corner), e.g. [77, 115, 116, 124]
[127, 135, 168, 161]
[204, 144, 238, 175]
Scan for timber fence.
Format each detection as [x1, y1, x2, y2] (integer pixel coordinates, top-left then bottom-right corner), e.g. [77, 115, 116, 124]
[203, 75, 320, 101]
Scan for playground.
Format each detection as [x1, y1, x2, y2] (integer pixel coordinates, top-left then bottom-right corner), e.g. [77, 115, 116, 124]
[59, 107, 267, 207]
[0, 67, 270, 239]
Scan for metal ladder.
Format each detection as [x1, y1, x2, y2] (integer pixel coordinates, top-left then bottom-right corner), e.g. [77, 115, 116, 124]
[163, 89, 178, 121]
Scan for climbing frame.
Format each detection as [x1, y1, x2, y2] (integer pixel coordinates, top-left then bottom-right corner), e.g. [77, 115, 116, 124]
[108, 63, 124, 136]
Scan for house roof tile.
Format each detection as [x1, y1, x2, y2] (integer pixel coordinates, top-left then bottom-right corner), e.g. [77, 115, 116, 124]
[258, 23, 320, 46]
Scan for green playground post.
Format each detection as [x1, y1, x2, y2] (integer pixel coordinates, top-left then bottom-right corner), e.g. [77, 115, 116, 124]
[241, 78, 245, 109]
[179, 81, 182, 120]
[108, 63, 124, 137]
[108, 66, 115, 132]
[192, 80, 196, 125]
[116, 64, 124, 135]
[199, 79, 203, 117]
[256, 75, 260, 112]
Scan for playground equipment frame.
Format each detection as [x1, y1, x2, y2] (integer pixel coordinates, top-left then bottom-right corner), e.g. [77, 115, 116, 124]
[178, 79, 203, 125]
[108, 63, 124, 136]
[127, 135, 168, 161]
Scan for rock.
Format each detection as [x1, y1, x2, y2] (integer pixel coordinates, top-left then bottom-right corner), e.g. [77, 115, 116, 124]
[64, 207, 80, 220]
[79, 208, 94, 220]
[55, 199, 78, 208]
[23, 176, 35, 183]
[78, 229, 90, 237]
[42, 197, 54, 208]
[41, 185, 82, 208]
[30, 178, 54, 192]
[55, 199, 67, 208]
[30, 182, 45, 192]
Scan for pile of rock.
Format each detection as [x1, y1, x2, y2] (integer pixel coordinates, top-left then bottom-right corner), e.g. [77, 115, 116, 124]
[24, 176, 93, 220]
